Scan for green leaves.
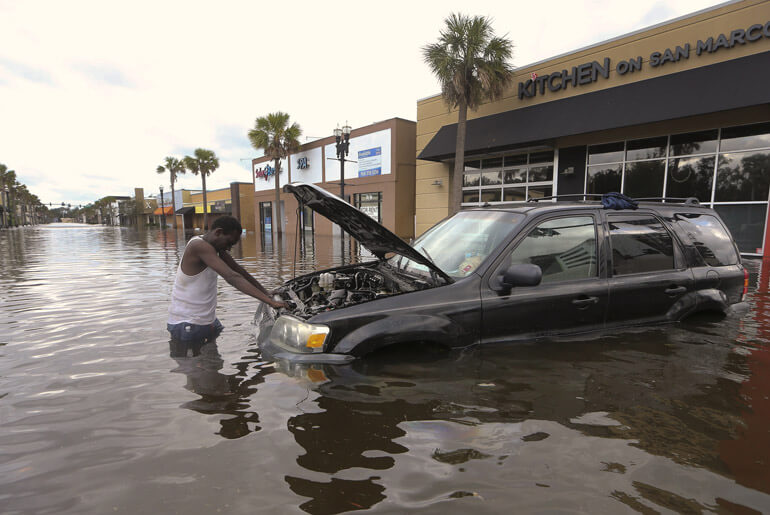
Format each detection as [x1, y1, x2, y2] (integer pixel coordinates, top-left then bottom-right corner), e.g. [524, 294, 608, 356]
[422, 13, 514, 110]
[157, 156, 185, 183]
[248, 111, 302, 163]
[182, 148, 219, 177]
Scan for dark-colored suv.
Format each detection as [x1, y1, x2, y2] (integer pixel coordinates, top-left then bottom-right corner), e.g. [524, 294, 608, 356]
[255, 183, 747, 363]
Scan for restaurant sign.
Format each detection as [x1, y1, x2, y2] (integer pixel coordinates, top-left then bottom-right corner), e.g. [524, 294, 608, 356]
[518, 21, 770, 100]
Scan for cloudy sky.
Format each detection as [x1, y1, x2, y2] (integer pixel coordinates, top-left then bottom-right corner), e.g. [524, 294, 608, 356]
[0, 0, 726, 207]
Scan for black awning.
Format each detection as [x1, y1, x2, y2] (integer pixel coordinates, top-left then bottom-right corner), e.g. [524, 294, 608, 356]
[418, 50, 770, 161]
[175, 206, 195, 215]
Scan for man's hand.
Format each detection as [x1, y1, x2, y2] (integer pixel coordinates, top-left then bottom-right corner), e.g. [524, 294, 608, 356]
[270, 300, 289, 310]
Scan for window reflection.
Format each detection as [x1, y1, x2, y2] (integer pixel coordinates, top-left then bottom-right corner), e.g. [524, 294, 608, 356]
[626, 137, 667, 161]
[588, 142, 624, 165]
[714, 204, 767, 254]
[670, 129, 718, 156]
[624, 160, 665, 198]
[715, 150, 770, 202]
[720, 122, 770, 152]
[586, 164, 622, 194]
[508, 216, 597, 284]
[666, 156, 714, 202]
[608, 216, 674, 275]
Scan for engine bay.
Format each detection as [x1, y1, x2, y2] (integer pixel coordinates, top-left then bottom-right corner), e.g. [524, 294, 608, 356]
[276, 262, 434, 319]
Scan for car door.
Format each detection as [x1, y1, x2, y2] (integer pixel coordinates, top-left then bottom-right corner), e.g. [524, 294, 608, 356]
[604, 212, 695, 327]
[481, 213, 609, 343]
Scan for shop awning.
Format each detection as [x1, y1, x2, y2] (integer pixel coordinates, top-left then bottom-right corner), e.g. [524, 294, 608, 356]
[153, 206, 174, 215]
[175, 206, 195, 215]
[418, 50, 770, 161]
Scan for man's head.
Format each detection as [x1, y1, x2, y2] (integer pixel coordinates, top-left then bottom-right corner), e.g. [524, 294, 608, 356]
[206, 216, 243, 251]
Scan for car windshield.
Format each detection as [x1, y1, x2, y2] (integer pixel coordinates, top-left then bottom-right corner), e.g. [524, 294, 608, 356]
[390, 210, 524, 278]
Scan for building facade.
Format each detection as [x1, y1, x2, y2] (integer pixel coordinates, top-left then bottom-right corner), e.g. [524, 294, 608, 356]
[173, 183, 254, 232]
[251, 118, 416, 240]
[417, 0, 770, 255]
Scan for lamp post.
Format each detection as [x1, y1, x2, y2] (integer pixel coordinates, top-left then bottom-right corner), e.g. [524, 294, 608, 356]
[334, 123, 351, 202]
[159, 186, 166, 228]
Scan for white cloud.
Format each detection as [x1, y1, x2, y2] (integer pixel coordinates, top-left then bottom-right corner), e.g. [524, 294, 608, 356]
[0, 0, 725, 206]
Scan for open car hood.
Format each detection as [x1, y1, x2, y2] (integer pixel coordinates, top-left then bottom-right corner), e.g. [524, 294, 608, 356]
[284, 183, 452, 284]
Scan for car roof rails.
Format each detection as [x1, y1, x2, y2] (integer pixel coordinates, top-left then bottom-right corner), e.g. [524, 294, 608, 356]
[527, 194, 604, 203]
[633, 197, 701, 205]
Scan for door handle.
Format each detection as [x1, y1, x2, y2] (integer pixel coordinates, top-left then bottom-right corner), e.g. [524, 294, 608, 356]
[572, 296, 599, 308]
[665, 285, 687, 296]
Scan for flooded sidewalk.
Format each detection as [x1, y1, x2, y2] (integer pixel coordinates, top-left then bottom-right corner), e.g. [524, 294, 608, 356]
[1, 224, 769, 514]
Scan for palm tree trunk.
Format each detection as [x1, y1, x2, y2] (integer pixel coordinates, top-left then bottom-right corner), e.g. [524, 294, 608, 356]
[274, 158, 282, 237]
[451, 98, 468, 215]
[170, 178, 177, 229]
[202, 173, 208, 231]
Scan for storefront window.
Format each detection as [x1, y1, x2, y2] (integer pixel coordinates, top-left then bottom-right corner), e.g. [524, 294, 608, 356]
[481, 170, 502, 185]
[666, 156, 714, 202]
[463, 173, 480, 187]
[626, 137, 667, 161]
[503, 167, 526, 183]
[586, 164, 621, 194]
[669, 129, 718, 156]
[353, 192, 382, 223]
[462, 150, 554, 206]
[580, 122, 770, 254]
[720, 122, 770, 152]
[715, 150, 770, 202]
[587, 142, 624, 165]
[624, 160, 665, 198]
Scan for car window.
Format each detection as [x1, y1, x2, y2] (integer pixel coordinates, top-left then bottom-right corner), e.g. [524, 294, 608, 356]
[391, 210, 524, 278]
[608, 215, 674, 275]
[506, 216, 597, 284]
[674, 213, 739, 267]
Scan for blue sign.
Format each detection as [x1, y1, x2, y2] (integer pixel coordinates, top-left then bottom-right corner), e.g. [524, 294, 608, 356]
[358, 146, 382, 178]
[359, 167, 381, 178]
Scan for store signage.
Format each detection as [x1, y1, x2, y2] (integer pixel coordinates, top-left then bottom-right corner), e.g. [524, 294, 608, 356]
[296, 157, 310, 170]
[518, 20, 770, 100]
[358, 147, 382, 177]
[255, 163, 276, 181]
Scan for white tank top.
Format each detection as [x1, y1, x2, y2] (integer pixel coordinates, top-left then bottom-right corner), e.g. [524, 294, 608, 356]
[168, 236, 218, 325]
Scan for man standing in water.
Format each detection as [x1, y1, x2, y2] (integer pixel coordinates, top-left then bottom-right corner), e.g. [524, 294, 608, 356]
[167, 215, 286, 345]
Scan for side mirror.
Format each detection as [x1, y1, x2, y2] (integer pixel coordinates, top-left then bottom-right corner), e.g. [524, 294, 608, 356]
[492, 263, 542, 294]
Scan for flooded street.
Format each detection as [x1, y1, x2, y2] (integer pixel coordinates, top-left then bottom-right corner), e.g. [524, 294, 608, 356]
[2, 223, 770, 514]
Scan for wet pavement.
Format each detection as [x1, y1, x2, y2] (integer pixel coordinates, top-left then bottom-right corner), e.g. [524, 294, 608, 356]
[1, 223, 769, 514]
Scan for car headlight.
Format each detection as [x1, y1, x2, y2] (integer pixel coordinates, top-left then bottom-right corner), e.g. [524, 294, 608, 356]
[268, 315, 330, 354]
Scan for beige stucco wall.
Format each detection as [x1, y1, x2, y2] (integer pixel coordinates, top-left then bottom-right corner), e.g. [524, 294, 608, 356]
[416, 0, 770, 235]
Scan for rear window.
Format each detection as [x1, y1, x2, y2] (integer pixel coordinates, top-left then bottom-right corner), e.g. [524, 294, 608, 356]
[675, 213, 739, 266]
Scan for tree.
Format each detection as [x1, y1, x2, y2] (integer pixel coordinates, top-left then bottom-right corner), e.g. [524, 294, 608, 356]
[423, 13, 514, 214]
[248, 112, 301, 237]
[156, 156, 185, 229]
[182, 148, 219, 230]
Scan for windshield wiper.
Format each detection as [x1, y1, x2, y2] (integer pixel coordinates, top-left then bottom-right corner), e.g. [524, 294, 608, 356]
[421, 247, 442, 286]
[421, 246, 436, 267]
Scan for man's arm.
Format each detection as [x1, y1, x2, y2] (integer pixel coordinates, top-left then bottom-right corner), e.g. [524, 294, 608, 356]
[195, 243, 286, 309]
[219, 251, 270, 295]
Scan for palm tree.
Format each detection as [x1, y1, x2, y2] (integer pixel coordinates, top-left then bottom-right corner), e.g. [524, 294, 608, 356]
[156, 156, 185, 229]
[423, 13, 514, 214]
[182, 148, 219, 230]
[248, 112, 301, 237]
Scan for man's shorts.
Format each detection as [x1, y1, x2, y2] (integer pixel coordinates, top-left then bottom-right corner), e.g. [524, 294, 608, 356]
[167, 318, 224, 344]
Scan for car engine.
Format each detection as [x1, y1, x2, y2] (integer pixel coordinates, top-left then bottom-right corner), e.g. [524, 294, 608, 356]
[275, 263, 433, 319]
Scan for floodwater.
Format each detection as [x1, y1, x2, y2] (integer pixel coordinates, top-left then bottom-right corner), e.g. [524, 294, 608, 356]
[1, 223, 770, 514]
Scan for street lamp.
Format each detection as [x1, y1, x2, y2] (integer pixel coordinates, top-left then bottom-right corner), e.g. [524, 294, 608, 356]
[334, 123, 351, 202]
[159, 185, 166, 228]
